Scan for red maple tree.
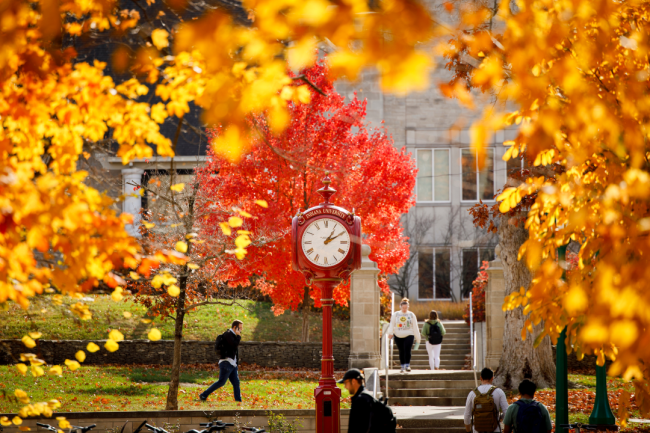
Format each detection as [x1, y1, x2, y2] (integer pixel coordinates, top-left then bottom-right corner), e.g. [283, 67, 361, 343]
[464, 260, 489, 324]
[196, 61, 416, 340]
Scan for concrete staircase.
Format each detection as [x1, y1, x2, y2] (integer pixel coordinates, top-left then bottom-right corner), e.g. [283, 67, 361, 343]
[391, 320, 470, 371]
[382, 370, 476, 407]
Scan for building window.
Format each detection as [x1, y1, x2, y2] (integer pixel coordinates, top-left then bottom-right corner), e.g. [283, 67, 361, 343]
[418, 248, 452, 300]
[461, 248, 495, 299]
[416, 149, 450, 202]
[507, 154, 530, 178]
[461, 148, 494, 201]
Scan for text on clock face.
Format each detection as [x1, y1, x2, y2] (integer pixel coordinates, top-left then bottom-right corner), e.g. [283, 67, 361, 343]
[301, 217, 351, 267]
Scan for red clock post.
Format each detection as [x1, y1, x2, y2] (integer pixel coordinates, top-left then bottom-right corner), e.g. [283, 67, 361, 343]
[291, 173, 361, 433]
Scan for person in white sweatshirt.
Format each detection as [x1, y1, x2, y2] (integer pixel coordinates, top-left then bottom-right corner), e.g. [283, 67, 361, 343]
[387, 298, 421, 373]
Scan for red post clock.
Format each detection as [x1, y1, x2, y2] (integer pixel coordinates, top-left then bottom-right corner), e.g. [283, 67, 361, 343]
[292, 172, 361, 433]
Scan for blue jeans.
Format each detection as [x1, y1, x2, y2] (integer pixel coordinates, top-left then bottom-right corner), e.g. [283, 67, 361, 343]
[200, 362, 241, 401]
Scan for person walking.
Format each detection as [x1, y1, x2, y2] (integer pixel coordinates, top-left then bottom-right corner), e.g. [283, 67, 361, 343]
[463, 368, 508, 433]
[338, 368, 396, 433]
[503, 379, 552, 433]
[421, 310, 446, 370]
[199, 319, 243, 402]
[387, 298, 420, 373]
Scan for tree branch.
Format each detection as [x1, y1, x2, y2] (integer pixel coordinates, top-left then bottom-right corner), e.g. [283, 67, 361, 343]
[292, 75, 327, 96]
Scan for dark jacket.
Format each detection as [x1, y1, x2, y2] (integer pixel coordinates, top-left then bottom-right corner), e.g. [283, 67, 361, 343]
[219, 329, 241, 365]
[348, 386, 377, 433]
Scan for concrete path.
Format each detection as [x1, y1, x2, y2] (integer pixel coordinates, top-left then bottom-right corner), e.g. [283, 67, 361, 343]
[391, 406, 466, 432]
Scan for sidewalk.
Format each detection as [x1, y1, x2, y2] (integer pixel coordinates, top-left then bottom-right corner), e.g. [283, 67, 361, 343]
[391, 406, 465, 420]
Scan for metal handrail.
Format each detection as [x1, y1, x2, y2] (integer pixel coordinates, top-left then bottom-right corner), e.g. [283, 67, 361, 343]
[470, 293, 478, 387]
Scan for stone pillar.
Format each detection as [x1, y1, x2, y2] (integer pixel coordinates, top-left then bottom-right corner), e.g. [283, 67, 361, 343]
[348, 244, 381, 369]
[485, 244, 506, 370]
[122, 168, 144, 237]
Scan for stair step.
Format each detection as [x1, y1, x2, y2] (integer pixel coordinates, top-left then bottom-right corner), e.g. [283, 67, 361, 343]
[383, 371, 475, 380]
[398, 428, 465, 432]
[397, 419, 466, 430]
[391, 388, 471, 397]
[384, 380, 477, 389]
[390, 396, 468, 406]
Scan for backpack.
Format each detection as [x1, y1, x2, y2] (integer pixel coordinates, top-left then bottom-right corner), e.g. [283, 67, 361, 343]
[427, 321, 443, 345]
[214, 332, 226, 357]
[514, 400, 544, 433]
[472, 386, 499, 432]
[371, 396, 397, 433]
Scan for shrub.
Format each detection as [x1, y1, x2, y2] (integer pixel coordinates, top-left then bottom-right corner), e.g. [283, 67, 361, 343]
[408, 300, 468, 321]
[464, 261, 489, 325]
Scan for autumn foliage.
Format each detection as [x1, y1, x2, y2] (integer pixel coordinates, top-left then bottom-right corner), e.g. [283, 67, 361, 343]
[198, 61, 416, 313]
[464, 261, 488, 325]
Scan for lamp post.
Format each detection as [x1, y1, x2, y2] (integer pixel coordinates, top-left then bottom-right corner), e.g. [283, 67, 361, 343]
[291, 173, 362, 433]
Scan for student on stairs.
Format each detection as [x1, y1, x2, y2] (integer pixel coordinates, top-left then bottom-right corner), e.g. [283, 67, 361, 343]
[387, 298, 421, 373]
[421, 310, 446, 370]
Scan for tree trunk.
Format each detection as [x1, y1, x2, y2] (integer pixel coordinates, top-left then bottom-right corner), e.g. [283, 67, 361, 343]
[301, 287, 310, 343]
[165, 272, 187, 410]
[495, 215, 556, 389]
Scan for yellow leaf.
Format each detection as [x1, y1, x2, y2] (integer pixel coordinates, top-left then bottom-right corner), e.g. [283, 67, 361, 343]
[175, 241, 188, 253]
[21, 336, 36, 349]
[188, 263, 199, 269]
[148, 328, 162, 341]
[31, 365, 44, 377]
[235, 234, 252, 249]
[1, 417, 12, 427]
[143, 221, 156, 229]
[111, 289, 123, 302]
[16, 363, 28, 375]
[611, 320, 638, 349]
[64, 359, 80, 371]
[123, 311, 132, 318]
[104, 339, 119, 352]
[48, 365, 63, 376]
[170, 183, 185, 192]
[14, 389, 29, 404]
[167, 285, 180, 297]
[75, 351, 86, 363]
[109, 330, 124, 342]
[228, 217, 243, 228]
[141, 318, 152, 324]
[255, 200, 268, 208]
[86, 342, 100, 353]
[28, 332, 42, 339]
[151, 29, 170, 50]
[27, 228, 49, 253]
[13, 417, 22, 426]
[288, 37, 317, 70]
[58, 419, 71, 429]
[564, 286, 588, 315]
[219, 222, 232, 235]
[238, 210, 252, 218]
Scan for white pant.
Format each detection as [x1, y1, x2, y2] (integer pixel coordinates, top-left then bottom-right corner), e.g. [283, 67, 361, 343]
[426, 341, 442, 369]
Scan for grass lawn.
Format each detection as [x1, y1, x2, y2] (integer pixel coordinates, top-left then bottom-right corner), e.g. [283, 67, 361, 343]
[0, 295, 349, 342]
[515, 374, 649, 432]
[0, 365, 352, 413]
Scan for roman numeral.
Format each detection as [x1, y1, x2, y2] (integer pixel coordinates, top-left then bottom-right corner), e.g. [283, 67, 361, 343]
[306, 248, 314, 255]
[333, 256, 338, 262]
[315, 222, 320, 230]
[305, 241, 312, 244]
[338, 248, 345, 254]
[307, 232, 314, 235]
[324, 257, 328, 265]
[314, 254, 320, 262]
[324, 220, 328, 228]
[340, 241, 348, 244]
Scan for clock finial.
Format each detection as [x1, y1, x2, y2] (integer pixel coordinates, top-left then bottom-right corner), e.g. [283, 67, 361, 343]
[317, 171, 336, 204]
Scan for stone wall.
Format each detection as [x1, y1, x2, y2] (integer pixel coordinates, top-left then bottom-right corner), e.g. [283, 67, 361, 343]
[0, 409, 351, 433]
[0, 340, 350, 370]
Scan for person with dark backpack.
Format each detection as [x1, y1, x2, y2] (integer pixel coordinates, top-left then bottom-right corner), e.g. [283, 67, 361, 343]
[503, 380, 552, 433]
[338, 368, 397, 433]
[421, 310, 446, 370]
[199, 320, 243, 402]
[464, 368, 508, 433]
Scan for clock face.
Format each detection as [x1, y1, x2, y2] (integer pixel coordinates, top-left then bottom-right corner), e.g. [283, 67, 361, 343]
[301, 218, 351, 267]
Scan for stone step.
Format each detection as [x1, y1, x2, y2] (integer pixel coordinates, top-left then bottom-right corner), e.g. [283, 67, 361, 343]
[409, 354, 467, 360]
[385, 380, 477, 389]
[397, 418, 466, 431]
[382, 370, 475, 380]
[406, 361, 466, 367]
[390, 388, 471, 398]
[391, 396, 468, 406]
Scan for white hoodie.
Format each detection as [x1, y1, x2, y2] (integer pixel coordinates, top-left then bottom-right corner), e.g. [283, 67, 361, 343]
[387, 310, 421, 343]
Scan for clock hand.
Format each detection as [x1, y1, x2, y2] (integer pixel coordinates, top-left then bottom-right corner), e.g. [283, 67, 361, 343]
[323, 227, 336, 244]
[324, 231, 346, 245]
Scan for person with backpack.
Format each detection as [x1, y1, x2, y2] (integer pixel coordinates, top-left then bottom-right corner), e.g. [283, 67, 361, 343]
[463, 368, 508, 433]
[338, 368, 397, 433]
[387, 298, 421, 373]
[503, 379, 552, 433]
[199, 319, 243, 402]
[421, 310, 446, 370]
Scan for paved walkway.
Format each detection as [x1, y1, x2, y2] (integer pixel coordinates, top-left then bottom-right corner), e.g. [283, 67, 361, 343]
[392, 406, 465, 419]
